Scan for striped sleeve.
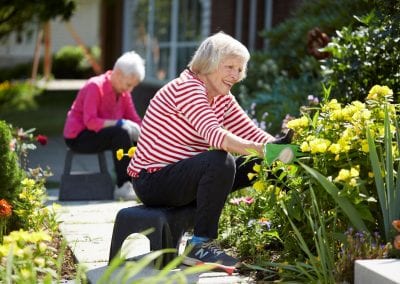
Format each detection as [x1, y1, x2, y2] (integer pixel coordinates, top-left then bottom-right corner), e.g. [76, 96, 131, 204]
[223, 95, 275, 143]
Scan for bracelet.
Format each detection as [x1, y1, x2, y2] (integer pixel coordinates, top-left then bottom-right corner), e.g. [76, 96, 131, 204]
[116, 119, 124, 127]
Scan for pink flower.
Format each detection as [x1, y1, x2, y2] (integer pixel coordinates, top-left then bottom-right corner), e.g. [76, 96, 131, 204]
[36, 134, 48, 146]
[229, 196, 254, 205]
[229, 197, 242, 205]
[243, 197, 254, 204]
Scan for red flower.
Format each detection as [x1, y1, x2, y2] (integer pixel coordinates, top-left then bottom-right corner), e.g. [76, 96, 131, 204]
[394, 235, 400, 250]
[392, 220, 400, 232]
[36, 134, 48, 146]
[0, 199, 12, 218]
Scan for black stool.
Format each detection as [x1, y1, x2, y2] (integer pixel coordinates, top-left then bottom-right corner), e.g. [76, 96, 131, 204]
[59, 149, 114, 201]
[109, 204, 196, 267]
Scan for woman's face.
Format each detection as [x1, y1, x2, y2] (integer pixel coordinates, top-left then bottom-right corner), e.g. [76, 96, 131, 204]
[203, 56, 245, 98]
[112, 69, 140, 94]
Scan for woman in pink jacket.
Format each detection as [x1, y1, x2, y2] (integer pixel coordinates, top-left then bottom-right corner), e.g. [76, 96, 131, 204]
[63, 51, 145, 200]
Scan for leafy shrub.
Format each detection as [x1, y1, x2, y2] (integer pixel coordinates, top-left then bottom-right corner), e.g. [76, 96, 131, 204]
[322, 11, 400, 103]
[221, 85, 399, 282]
[0, 81, 43, 113]
[237, 0, 374, 135]
[0, 121, 25, 231]
[52, 45, 99, 79]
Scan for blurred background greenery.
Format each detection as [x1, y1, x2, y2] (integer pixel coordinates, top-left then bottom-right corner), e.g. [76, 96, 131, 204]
[0, 89, 75, 136]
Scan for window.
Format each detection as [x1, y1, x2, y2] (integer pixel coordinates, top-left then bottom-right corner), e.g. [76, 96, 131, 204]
[123, 0, 210, 84]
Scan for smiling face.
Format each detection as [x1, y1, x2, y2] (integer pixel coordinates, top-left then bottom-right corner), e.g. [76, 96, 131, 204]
[200, 56, 246, 99]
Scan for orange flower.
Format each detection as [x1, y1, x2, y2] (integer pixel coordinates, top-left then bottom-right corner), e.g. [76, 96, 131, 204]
[392, 220, 400, 232]
[0, 199, 12, 218]
[394, 235, 400, 250]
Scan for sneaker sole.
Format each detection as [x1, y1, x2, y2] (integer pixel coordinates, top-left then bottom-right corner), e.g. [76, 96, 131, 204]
[183, 257, 237, 275]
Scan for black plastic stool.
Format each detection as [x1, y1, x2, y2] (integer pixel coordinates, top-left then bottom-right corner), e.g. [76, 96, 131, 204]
[109, 204, 196, 267]
[59, 149, 114, 201]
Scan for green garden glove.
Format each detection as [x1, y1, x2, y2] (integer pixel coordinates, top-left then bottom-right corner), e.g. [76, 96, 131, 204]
[264, 143, 301, 165]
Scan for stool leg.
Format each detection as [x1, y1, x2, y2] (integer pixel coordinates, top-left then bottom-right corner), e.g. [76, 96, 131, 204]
[63, 149, 73, 175]
[98, 152, 108, 173]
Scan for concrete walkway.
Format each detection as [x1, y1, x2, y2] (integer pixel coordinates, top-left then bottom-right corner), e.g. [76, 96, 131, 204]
[30, 136, 254, 283]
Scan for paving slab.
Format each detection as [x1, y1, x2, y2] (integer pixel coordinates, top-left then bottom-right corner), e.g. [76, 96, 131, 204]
[50, 193, 256, 283]
[355, 259, 400, 284]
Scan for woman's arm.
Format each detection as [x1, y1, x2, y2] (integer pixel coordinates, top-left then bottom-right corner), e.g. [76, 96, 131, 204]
[221, 131, 264, 157]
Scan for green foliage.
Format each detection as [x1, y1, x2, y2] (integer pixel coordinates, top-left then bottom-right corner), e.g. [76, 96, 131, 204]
[0, 81, 43, 113]
[52, 45, 99, 79]
[0, 121, 25, 218]
[0, 230, 81, 283]
[0, 63, 33, 81]
[220, 84, 399, 281]
[322, 11, 400, 103]
[0, 0, 76, 39]
[102, 249, 212, 284]
[366, 106, 400, 242]
[219, 188, 281, 261]
[237, 0, 374, 135]
[264, 0, 373, 77]
[335, 229, 390, 283]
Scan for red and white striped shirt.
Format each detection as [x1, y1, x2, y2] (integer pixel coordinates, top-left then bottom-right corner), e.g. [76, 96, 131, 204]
[127, 69, 274, 177]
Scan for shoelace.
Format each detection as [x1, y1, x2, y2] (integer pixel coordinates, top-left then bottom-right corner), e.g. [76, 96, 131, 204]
[201, 241, 224, 256]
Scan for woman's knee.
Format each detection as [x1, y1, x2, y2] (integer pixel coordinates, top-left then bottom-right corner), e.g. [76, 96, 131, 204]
[205, 150, 236, 176]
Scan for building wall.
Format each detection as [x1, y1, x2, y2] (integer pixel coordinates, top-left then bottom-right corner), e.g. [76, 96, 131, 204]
[0, 0, 100, 68]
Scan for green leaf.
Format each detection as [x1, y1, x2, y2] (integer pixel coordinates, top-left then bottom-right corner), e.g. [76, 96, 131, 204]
[300, 162, 368, 233]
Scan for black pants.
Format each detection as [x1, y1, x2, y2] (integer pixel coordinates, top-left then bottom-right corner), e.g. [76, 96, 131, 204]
[64, 127, 132, 187]
[132, 150, 260, 239]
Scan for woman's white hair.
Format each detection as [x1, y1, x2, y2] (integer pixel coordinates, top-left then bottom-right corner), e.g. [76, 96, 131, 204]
[113, 51, 146, 81]
[188, 31, 250, 81]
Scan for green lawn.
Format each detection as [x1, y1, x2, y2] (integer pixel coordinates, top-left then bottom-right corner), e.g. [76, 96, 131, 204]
[0, 90, 76, 137]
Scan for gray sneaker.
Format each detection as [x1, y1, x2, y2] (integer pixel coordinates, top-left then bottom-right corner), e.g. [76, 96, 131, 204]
[182, 240, 240, 268]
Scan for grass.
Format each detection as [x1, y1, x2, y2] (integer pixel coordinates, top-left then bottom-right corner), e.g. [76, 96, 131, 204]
[0, 90, 76, 137]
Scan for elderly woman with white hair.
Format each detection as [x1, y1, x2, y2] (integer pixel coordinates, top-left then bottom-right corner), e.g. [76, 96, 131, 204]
[128, 32, 292, 268]
[64, 51, 145, 201]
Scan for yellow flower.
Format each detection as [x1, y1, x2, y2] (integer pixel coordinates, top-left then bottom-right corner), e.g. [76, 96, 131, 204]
[361, 140, 369, 153]
[350, 166, 359, 177]
[247, 173, 257, 180]
[127, 146, 137, 158]
[349, 178, 357, 187]
[287, 116, 309, 130]
[322, 99, 341, 112]
[309, 138, 331, 154]
[253, 180, 265, 192]
[330, 109, 344, 121]
[21, 178, 35, 188]
[335, 169, 350, 182]
[116, 149, 124, 161]
[328, 143, 341, 154]
[367, 85, 393, 101]
[300, 141, 310, 152]
[253, 163, 261, 173]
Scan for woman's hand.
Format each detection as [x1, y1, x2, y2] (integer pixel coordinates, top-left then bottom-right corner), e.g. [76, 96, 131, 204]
[221, 132, 265, 157]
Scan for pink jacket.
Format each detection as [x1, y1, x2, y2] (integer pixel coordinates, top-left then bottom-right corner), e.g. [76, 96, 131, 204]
[63, 71, 142, 139]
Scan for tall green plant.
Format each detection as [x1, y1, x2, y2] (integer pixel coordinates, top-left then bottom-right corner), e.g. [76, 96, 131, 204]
[366, 106, 400, 242]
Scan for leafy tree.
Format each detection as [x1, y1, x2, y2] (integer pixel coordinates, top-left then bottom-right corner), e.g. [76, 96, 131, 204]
[0, 0, 76, 39]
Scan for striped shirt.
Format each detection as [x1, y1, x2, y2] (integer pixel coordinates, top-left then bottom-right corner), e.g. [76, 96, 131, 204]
[127, 69, 274, 177]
